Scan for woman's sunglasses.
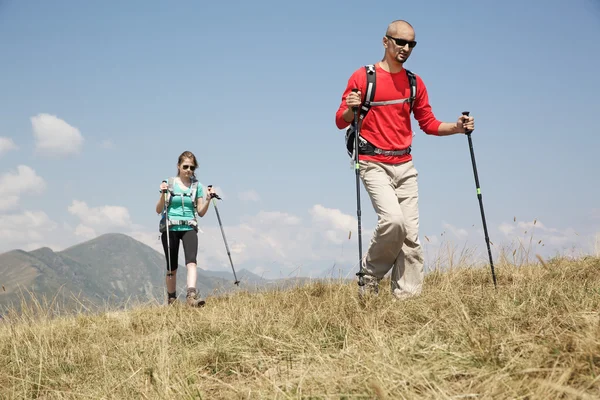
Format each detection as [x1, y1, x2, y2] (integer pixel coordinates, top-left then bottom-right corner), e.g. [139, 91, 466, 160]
[181, 165, 196, 171]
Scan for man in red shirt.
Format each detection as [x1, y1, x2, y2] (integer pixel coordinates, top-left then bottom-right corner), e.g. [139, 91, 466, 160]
[335, 19, 475, 300]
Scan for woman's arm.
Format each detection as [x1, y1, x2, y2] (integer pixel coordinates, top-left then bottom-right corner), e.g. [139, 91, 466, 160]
[196, 196, 211, 217]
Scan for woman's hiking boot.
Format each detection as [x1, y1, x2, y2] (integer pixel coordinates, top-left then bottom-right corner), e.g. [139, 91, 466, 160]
[167, 292, 177, 306]
[186, 288, 205, 307]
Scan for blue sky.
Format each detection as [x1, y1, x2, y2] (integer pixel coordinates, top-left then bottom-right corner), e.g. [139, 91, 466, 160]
[1, 0, 599, 279]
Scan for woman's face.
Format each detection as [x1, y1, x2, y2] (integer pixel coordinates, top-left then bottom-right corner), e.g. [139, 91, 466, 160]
[178, 157, 196, 178]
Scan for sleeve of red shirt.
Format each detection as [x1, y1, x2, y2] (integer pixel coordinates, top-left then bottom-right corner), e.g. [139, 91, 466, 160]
[412, 74, 442, 135]
[335, 68, 366, 130]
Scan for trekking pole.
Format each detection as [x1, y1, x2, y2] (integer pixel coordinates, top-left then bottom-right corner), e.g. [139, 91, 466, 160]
[161, 181, 173, 279]
[208, 185, 240, 286]
[351, 88, 365, 289]
[462, 111, 497, 288]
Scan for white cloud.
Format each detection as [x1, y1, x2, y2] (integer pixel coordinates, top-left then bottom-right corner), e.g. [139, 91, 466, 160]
[496, 218, 595, 260]
[31, 113, 83, 157]
[68, 200, 133, 237]
[74, 224, 97, 239]
[238, 190, 260, 202]
[0, 211, 59, 251]
[0, 196, 19, 211]
[0, 137, 18, 156]
[442, 222, 469, 240]
[189, 204, 369, 278]
[310, 204, 359, 245]
[0, 165, 46, 211]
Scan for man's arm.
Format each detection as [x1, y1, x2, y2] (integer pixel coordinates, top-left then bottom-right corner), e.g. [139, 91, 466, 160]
[412, 75, 474, 136]
[335, 68, 365, 129]
[436, 114, 474, 136]
[437, 122, 463, 136]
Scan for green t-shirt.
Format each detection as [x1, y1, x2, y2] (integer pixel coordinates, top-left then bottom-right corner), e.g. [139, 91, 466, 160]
[165, 177, 204, 231]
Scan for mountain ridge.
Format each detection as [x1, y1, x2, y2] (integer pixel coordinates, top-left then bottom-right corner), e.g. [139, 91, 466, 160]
[0, 232, 318, 313]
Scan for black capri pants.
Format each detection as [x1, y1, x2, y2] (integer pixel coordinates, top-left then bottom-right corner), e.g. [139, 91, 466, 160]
[161, 229, 198, 271]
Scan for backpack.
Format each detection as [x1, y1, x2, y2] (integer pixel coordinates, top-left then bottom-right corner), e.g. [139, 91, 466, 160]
[345, 64, 417, 158]
[158, 177, 201, 233]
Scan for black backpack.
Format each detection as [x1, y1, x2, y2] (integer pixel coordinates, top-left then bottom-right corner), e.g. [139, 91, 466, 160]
[345, 64, 417, 158]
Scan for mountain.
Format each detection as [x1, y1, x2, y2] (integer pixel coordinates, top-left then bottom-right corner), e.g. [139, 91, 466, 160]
[0, 233, 273, 313]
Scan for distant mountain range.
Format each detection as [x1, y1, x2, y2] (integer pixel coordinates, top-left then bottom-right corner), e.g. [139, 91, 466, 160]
[0, 233, 315, 313]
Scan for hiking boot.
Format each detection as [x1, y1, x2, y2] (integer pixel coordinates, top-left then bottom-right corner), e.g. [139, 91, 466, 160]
[168, 297, 178, 305]
[186, 288, 205, 308]
[358, 274, 379, 299]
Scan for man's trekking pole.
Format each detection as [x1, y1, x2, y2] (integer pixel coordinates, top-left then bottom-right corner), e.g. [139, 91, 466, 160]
[462, 111, 497, 288]
[161, 181, 173, 278]
[208, 185, 240, 286]
[351, 88, 366, 289]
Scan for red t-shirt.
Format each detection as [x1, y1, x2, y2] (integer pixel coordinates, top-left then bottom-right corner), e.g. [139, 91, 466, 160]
[335, 63, 442, 164]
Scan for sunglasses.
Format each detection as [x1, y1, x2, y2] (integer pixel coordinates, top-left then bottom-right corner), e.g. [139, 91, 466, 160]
[181, 165, 196, 171]
[386, 35, 417, 48]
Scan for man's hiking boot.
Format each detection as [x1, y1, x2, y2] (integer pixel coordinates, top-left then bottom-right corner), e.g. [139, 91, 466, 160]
[358, 274, 379, 300]
[186, 288, 205, 308]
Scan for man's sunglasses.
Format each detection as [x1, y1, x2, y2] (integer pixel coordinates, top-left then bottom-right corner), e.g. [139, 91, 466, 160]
[182, 165, 196, 171]
[386, 35, 417, 49]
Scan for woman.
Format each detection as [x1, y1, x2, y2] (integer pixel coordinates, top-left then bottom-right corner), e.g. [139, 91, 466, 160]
[155, 150, 214, 307]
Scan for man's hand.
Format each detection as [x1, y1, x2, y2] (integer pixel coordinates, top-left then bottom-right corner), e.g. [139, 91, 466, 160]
[346, 90, 362, 110]
[342, 90, 362, 123]
[456, 114, 475, 133]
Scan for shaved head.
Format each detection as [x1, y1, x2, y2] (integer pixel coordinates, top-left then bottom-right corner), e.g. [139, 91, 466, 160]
[381, 20, 417, 69]
[385, 20, 414, 37]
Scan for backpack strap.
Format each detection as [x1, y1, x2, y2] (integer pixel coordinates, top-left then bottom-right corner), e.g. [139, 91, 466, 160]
[358, 64, 377, 125]
[190, 179, 199, 214]
[405, 68, 417, 113]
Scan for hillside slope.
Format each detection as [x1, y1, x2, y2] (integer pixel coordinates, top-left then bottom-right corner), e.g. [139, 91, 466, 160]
[0, 233, 270, 312]
[1, 256, 598, 399]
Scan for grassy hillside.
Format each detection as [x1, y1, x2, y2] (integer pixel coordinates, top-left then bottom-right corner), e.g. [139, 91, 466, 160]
[0, 233, 271, 313]
[0, 255, 599, 399]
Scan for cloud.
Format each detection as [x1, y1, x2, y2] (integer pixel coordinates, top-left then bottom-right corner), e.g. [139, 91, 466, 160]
[68, 200, 133, 238]
[0, 211, 59, 251]
[0, 165, 46, 211]
[189, 204, 372, 278]
[496, 218, 593, 258]
[310, 204, 359, 245]
[31, 113, 83, 157]
[0, 137, 18, 156]
[442, 222, 469, 240]
[238, 190, 260, 202]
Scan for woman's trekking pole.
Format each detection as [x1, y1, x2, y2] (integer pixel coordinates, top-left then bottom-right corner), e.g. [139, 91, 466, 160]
[161, 181, 173, 277]
[208, 185, 240, 286]
[351, 88, 366, 289]
[462, 111, 497, 288]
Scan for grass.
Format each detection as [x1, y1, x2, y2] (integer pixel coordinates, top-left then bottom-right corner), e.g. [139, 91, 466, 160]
[0, 254, 599, 399]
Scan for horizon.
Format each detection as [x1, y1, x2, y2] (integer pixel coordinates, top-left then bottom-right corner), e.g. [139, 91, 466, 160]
[1, 0, 599, 279]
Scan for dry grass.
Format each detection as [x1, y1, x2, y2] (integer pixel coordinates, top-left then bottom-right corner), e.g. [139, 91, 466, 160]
[1, 255, 599, 399]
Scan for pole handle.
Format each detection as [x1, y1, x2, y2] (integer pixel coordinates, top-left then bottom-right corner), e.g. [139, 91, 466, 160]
[462, 111, 473, 135]
[207, 184, 222, 200]
[351, 88, 359, 112]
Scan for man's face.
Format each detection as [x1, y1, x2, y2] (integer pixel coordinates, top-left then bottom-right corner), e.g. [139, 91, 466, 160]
[384, 26, 417, 64]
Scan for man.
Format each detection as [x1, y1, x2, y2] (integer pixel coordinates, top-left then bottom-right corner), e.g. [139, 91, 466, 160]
[335, 19, 475, 300]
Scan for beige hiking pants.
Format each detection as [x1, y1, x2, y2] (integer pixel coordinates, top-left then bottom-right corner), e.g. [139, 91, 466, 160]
[359, 159, 424, 298]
